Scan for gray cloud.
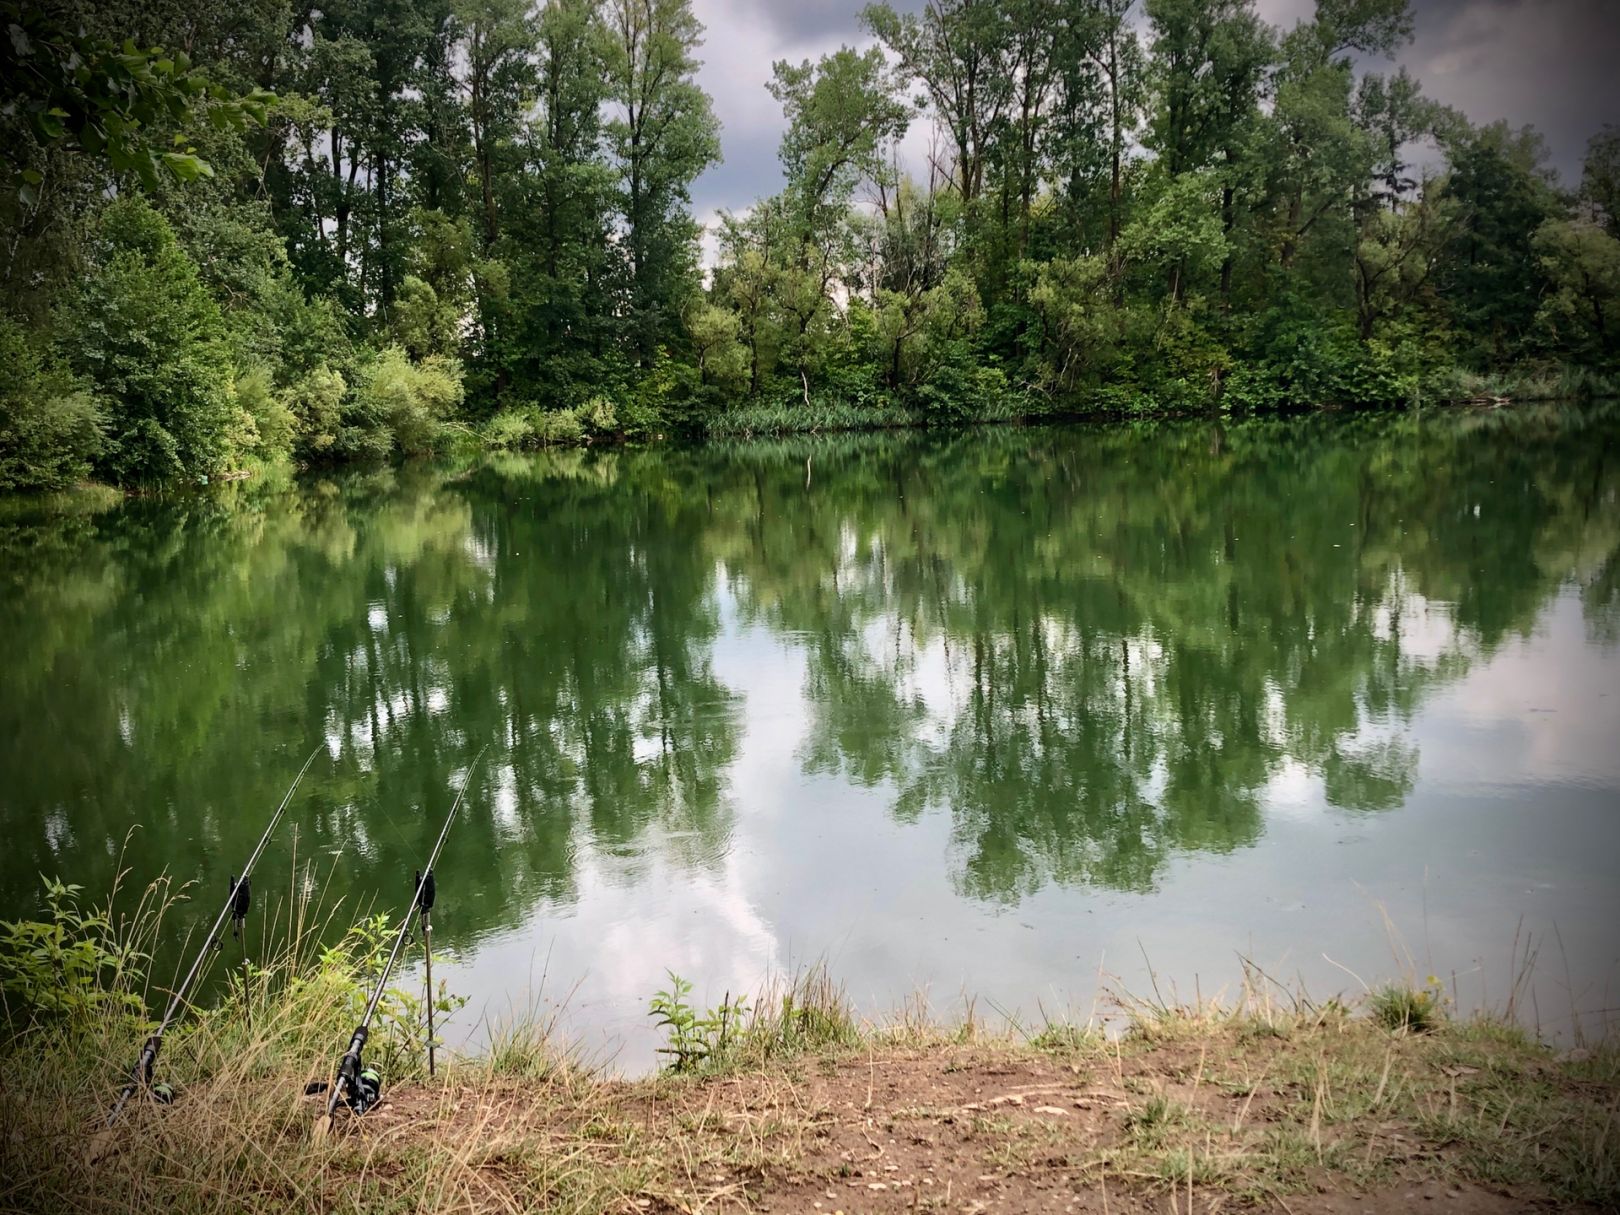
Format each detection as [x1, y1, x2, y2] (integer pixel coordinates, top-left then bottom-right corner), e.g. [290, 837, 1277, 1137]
[689, 0, 1620, 227]
[1402, 0, 1619, 182]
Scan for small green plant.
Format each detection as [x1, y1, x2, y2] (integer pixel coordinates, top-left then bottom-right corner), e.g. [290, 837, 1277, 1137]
[0, 878, 146, 1029]
[648, 971, 749, 1073]
[1369, 976, 1448, 1033]
[1031, 1021, 1102, 1054]
[1124, 1093, 1188, 1149]
[293, 910, 467, 1079]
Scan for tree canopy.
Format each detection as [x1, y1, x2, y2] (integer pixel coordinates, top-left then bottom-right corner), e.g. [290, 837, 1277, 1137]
[1, 0, 1616, 492]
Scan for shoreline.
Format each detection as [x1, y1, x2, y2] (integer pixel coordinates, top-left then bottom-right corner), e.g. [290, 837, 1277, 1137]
[4, 388, 1617, 511]
[5, 964, 1615, 1213]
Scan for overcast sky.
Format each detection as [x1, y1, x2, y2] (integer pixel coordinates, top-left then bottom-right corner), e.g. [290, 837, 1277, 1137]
[684, 0, 1620, 250]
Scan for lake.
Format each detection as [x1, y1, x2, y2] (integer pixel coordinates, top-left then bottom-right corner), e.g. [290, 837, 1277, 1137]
[2, 405, 1618, 1071]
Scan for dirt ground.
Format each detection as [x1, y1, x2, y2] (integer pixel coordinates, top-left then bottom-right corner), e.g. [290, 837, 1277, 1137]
[369, 1032, 1610, 1214]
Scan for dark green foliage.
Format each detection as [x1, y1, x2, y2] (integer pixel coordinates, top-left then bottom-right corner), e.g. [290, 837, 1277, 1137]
[0, 0, 1615, 495]
[0, 0, 272, 200]
[56, 198, 238, 484]
[1225, 302, 1405, 409]
[0, 320, 102, 493]
[1438, 126, 1561, 368]
[0, 879, 144, 1029]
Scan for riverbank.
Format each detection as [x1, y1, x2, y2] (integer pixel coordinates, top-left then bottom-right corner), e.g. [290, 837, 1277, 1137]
[696, 366, 1620, 440]
[8, 366, 1618, 507]
[4, 957, 1615, 1212]
[361, 1015, 1617, 1214]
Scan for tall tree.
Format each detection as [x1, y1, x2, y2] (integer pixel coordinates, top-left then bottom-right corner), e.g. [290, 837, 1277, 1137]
[769, 47, 909, 238]
[455, 0, 536, 249]
[604, 0, 720, 359]
[1144, 0, 1270, 301]
[1438, 122, 1560, 367]
[1581, 125, 1620, 238]
[862, 0, 1013, 205]
[1048, 0, 1144, 253]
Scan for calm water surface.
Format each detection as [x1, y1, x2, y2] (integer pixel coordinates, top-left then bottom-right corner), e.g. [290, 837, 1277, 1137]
[3, 407, 1618, 1069]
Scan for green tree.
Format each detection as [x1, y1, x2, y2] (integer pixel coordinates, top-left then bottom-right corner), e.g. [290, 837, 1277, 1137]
[1143, 0, 1271, 303]
[0, 318, 101, 492]
[1437, 123, 1561, 367]
[0, 0, 272, 201]
[454, 0, 537, 249]
[1580, 125, 1620, 238]
[770, 48, 909, 237]
[1048, 0, 1145, 253]
[1534, 219, 1620, 367]
[862, 0, 1012, 205]
[56, 197, 239, 483]
[604, 0, 720, 360]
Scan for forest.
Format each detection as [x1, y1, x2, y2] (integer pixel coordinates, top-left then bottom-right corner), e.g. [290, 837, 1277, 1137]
[2, 0, 1617, 492]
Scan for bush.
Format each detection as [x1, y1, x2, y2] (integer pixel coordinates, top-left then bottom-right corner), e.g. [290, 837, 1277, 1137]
[482, 394, 620, 450]
[231, 368, 296, 463]
[483, 409, 535, 450]
[352, 346, 465, 456]
[533, 408, 585, 445]
[0, 879, 144, 1029]
[285, 365, 347, 460]
[0, 318, 102, 493]
[578, 395, 617, 433]
[1369, 980, 1448, 1033]
[56, 197, 237, 484]
[1227, 306, 1406, 410]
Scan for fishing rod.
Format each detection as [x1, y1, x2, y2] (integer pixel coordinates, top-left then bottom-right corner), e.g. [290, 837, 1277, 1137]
[313, 745, 487, 1139]
[103, 747, 323, 1128]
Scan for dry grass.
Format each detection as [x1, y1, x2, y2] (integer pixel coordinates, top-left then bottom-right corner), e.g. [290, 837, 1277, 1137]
[3, 882, 1617, 1213]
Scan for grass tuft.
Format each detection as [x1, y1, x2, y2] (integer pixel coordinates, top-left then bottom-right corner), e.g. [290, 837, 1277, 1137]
[1368, 982, 1446, 1033]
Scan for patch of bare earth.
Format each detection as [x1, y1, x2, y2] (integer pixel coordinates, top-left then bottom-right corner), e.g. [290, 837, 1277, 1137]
[356, 1029, 1612, 1214]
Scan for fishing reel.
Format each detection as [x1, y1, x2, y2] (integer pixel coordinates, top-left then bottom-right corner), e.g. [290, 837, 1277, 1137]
[310, 1025, 382, 1139]
[348, 1067, 382, 1113]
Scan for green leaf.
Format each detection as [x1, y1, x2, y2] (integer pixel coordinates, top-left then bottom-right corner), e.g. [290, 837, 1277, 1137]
[162, 151, 214, 181]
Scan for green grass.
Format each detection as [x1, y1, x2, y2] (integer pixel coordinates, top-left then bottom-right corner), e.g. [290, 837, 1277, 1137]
[1368, 981, 1446, 1032]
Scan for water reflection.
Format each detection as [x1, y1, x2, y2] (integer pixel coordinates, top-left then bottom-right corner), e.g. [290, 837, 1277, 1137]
[0, 405, 1616, 1002]
[705, 407, 1619, 899]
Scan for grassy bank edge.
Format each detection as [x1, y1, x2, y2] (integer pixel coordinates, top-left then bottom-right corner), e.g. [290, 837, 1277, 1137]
[7, 366, 1618, 509]
[2, 878, 1616, 1213]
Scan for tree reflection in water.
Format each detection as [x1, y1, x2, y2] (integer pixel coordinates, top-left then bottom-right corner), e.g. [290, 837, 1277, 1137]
[1, 405, 1616, 946]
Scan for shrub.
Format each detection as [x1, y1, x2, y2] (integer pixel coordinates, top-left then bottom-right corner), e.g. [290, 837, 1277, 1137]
[481, 399, 613, 450]
[56, 197, 236, 484]
[1227, 306, 1406, 410]
[578, 395, 618, 434]
[231, 368, 296, 463]
[285, 365, 347, 460]
[648, 972, 749, 1073]
[483, 409, 535, 450]
[533, 408, 585, 445]
[0, 318, 102, 493]
[353, 346, 465, 456]
[1369, 979, 1448, 1033]
[0, 879, 144, 1029]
